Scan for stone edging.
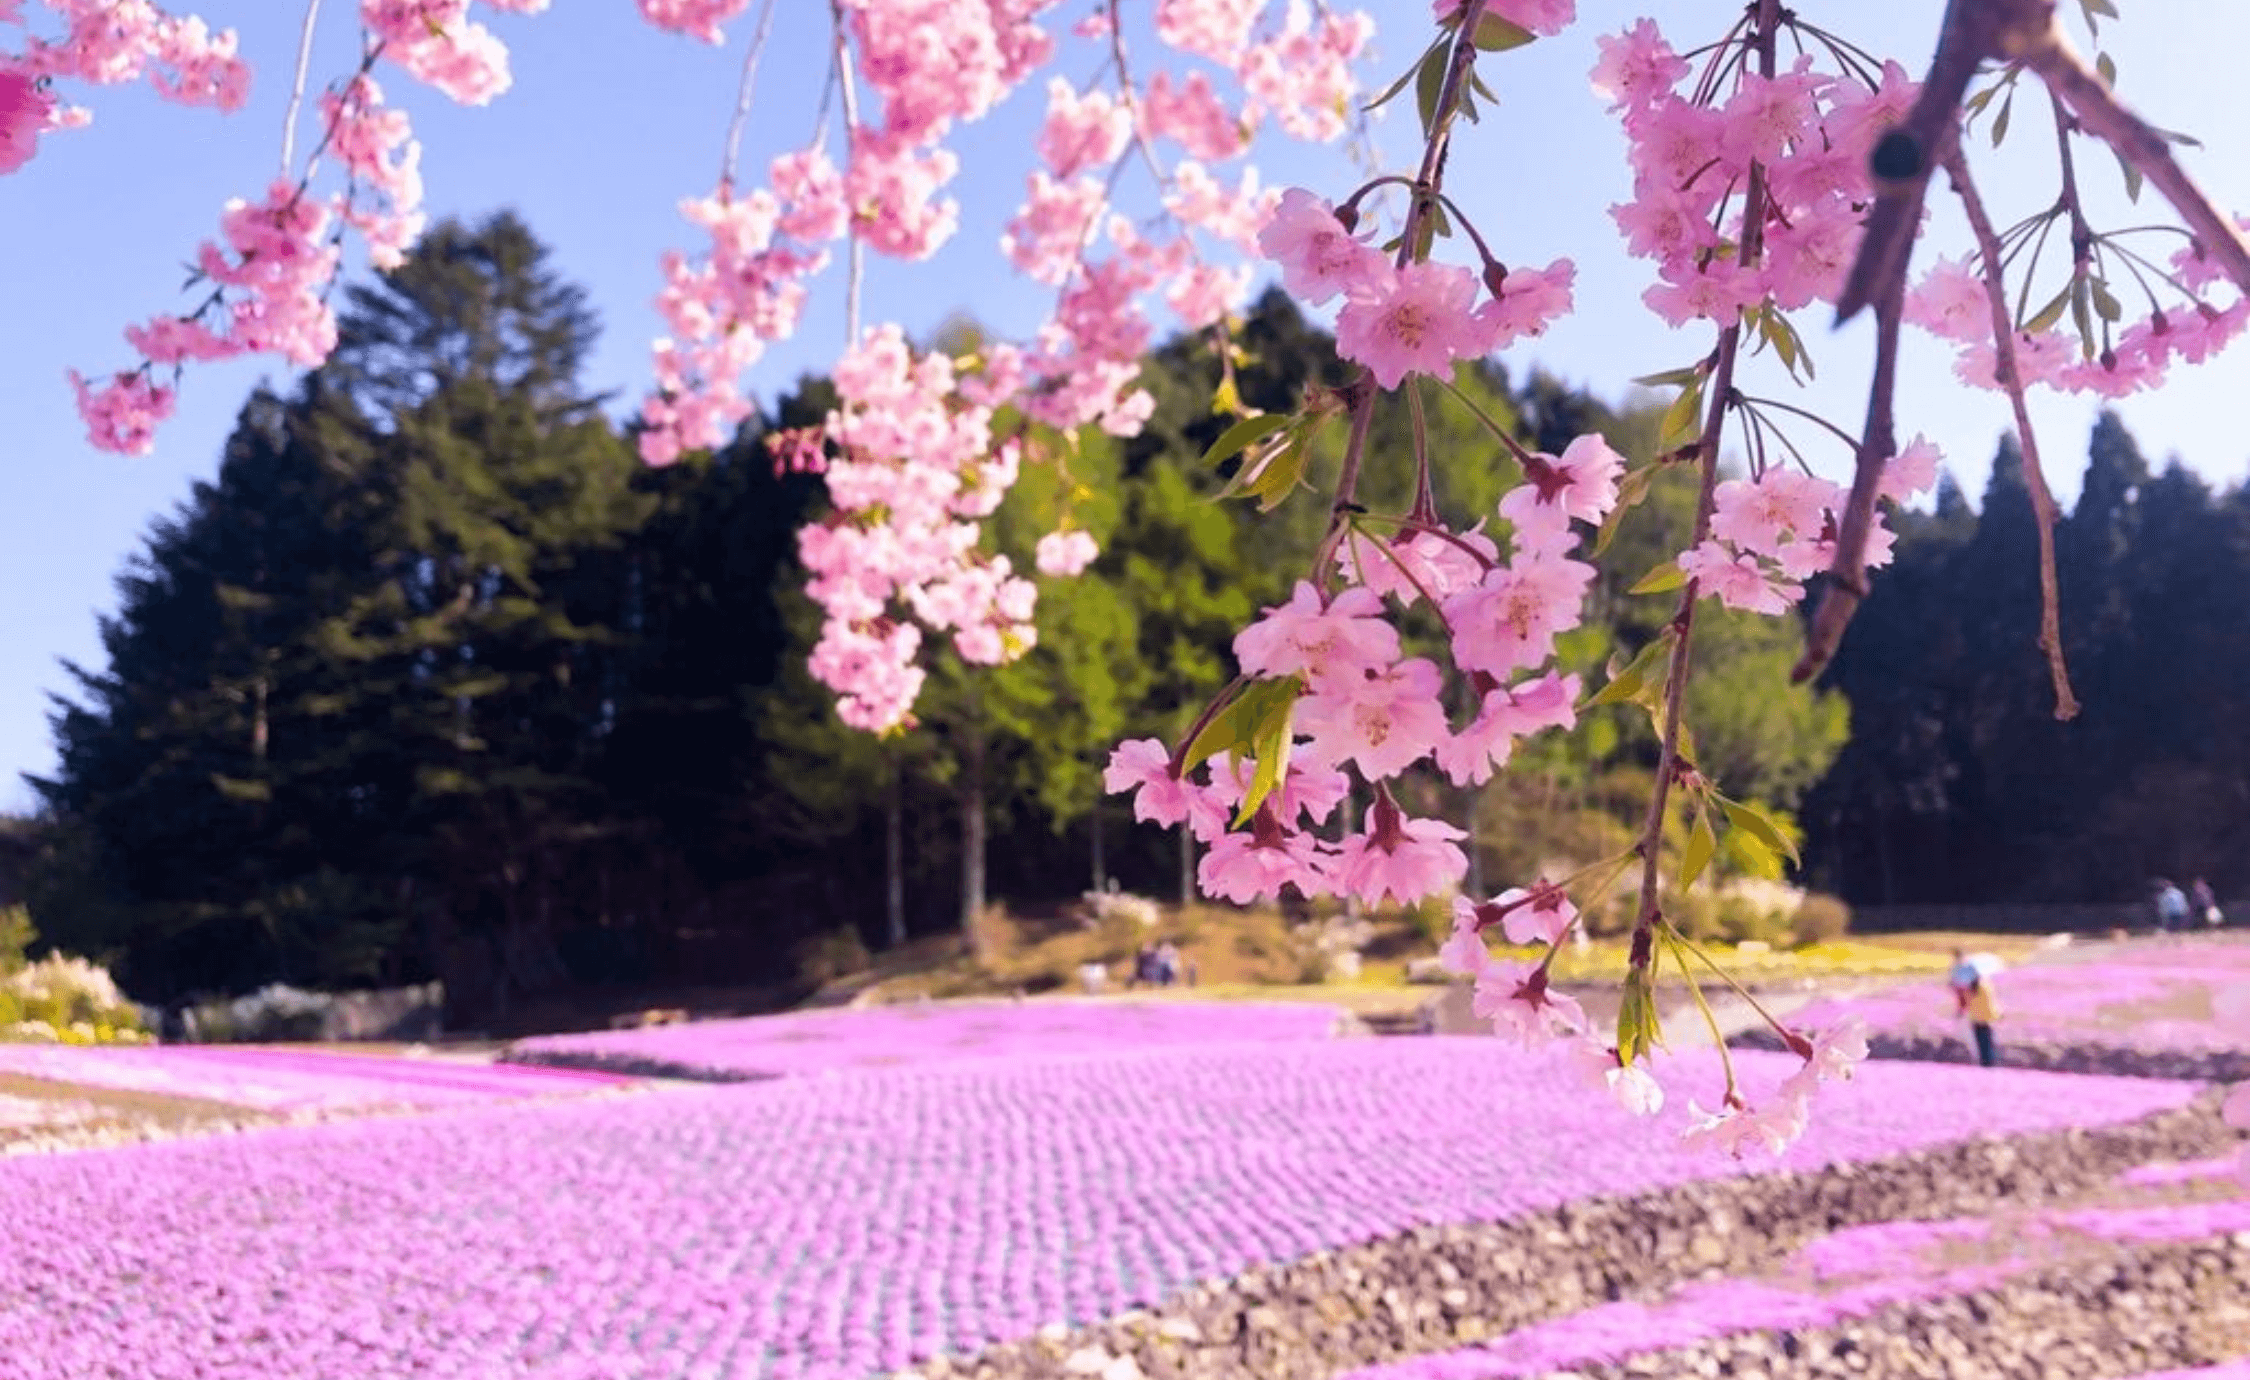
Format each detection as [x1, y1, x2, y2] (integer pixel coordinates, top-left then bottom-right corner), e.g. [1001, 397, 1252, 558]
[1732, 1028, 2250, 1083]
[1547, 1232, 2250, 1379]
[884, 1095, 2234, 1380]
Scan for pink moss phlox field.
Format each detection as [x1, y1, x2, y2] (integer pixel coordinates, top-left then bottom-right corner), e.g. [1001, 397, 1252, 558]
[1781, 942, 2250, 1053]
[508, 999, 1352, 1080]
[1342, 1176, 2250, 1380]
[2121, 1156, 2245, 1188]
[0, 1041, 2198, 1380]
[0, 1043, 634, 1112]
[2121, 1366, 2250, 1380]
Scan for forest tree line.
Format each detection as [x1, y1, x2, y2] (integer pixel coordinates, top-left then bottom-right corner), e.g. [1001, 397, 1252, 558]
[10, 214, 2243, 1021]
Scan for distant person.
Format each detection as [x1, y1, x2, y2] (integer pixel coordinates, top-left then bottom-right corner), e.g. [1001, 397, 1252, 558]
[1948, 949, 2002, 1068]
[2154, 880, 2190, 935]
[1130, 942, 1157, 988]
[1155, 940, 1181, 988]
[2193, 878, 2225, 928]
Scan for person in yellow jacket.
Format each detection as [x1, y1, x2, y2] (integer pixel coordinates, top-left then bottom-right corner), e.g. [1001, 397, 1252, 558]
[1949, 949, 2002, 1067]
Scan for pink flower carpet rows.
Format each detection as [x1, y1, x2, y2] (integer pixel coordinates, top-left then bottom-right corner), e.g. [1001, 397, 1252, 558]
[0, 1039, 2197, 1380]
[0, 1042, 634, 1113]
[1779, 942, 2250, 1054]
[507, 998, 1350, 1080]
[1338, 1179, 2250, 1380]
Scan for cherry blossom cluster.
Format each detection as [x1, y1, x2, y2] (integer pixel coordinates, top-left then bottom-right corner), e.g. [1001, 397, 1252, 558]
[1598, 18, 1917, 329]
[1104, 431, 1622, 910]
[1907, 239, 2250, 400]
[1435, 884, 1872, 1151]
[1261, 186, 1575, 389]
[635, 1, 1376, 732]
[35, 0, 538, 455]
[798, 325, 1039, 731]
[1677, 438, 1938, 614]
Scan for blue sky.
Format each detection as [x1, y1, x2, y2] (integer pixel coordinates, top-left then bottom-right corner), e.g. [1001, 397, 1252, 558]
[5, 2, 2248, 808]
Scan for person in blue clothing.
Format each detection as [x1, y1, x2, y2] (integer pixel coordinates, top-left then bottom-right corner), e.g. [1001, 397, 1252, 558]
[2154, 879, 2190, 935]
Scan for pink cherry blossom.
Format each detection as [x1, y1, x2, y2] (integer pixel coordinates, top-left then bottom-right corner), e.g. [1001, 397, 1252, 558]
[1296, 656, 1447, 780]
[1258, 187, 1388, 306]
[1233, 581, 1399, 685]
[1335, 260, 1488, 390]
[1034, 529, 1098, 576]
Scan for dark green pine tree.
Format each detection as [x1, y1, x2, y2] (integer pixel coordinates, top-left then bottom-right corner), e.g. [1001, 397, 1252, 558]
[309, 212, 653, 1026]
[33, 387, 403, 998]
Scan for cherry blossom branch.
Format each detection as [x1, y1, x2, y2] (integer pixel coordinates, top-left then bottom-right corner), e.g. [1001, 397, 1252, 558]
[830, 2, 864, 341]
[1630, 0, 1780, 949]
[278, 0, 325, 172]
[2018, 15, 2250, 298]
[1789, 275, 1898, 685]
[1104, 0, 1169, 189]
[1945, 145, 2082, 719]
[1316, 0, 1487, 574]
[718, 0, 780, 190]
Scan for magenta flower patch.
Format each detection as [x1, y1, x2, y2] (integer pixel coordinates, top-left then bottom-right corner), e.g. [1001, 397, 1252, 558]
[1778, 941, 2250, 1054]
[1341, 1175, 2250, 1380]
[0, 1043, 634, 1113]
[0, 1040, 2196, 1379]
[508, 998, 1352, 1081]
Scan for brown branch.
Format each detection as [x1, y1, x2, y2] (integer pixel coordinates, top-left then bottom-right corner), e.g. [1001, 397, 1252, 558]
[2020, 21, 2250, 299]
[1630, 0, 1781, 942]
[1792, 272, 1900, 684]
[1945, 147, 2081, 720]
[1315, 0, 1489, 574]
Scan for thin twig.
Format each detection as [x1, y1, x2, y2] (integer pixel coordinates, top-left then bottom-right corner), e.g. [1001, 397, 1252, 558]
[830, 4, 865, 341]
[279, 0, 325, 173]
[2020, 20, 2250, 298]
[1312, 0, 1491, 580]
[1630, 0, 1781, 946]
[1945, 147, 2081, 719]
[1791, 271, 1899, 684]
[719, 0, 782, 191]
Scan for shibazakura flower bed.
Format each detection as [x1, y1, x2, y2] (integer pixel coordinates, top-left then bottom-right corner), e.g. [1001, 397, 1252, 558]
[1336, 1157, 2250, 1380]
[1334, 1198, 2250, 1380]
[1739, 938, 2250, 1076]
[505, 997, 1356, 1081]
[0, 1039, 2200, 1380]
[0, 1042, 636, 1113]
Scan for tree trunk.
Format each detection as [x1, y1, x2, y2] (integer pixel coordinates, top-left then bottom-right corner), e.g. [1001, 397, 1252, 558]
[961, 715, 987, 961]
[1341, 789, 1362, 922]
[1090, 801, 1107, 895]
[885, 751, 907, 949]
[1466, 788, 1485, 897]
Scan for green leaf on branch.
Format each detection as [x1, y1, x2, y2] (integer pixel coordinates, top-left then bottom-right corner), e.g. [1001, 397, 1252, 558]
[1991, 87, 2014, 147]
[1632, 364, 1703, 389]
[2090, 276, 2123, 323]
[1594, 461, 1664, 556]
[1617, 965, 1662, 1065]
[1201, 413, 1288, 471]
[2114, 145, 2145, 202]
[2023, 282, 2073, 334]
[2096, 51, 2117, 89]
[1587, 629, 1675, 708]
[1236, 694, 1298, 825]
[1470, 14, 1535, 50]
[1722, 827, 1784, 880]
[1363, 37, 1444, 113]
[1717, 797, 1801, 866]
[1182, 674, 1302, 779]
[1414, 40, 1451, 136]
[1757, 308, 1815, 382]
[1679, 804, 1717, 889]
[1658, 376, 1705, 451]
[1628, 562, 1687, 596]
